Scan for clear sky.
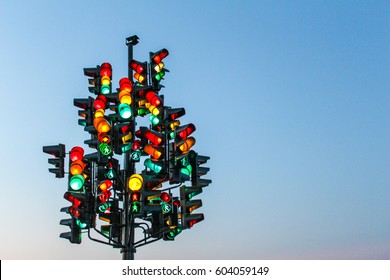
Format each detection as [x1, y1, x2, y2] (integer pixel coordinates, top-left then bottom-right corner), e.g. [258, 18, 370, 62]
[0, 0, 389, 260]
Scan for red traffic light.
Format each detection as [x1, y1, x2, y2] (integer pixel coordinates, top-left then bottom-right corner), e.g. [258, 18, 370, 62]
[129, 60, 145, 74]
[146, 91, 162, 107]
[160, 192, 171, 203]
[151, 49, 169, 63]
[144, 130, 163, 146]
[93, 95, 107, 110]
[64, 192, 82, 207]
[176, 123, 196, 140]
[69, 146, 84, 162]
[119, 77, 132, 92]
[100, 62, 112, 77]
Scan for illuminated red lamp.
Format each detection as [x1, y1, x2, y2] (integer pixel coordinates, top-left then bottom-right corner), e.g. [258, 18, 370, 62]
[99, 180, 113, 191]
[100, 62, 112, 77]
[144, 130, 163, 146]
[69, 146, 84, 162]
[152, 49, 169, 63]
[145, 91, 162, 107]
[129, 60, 144, 74]
[173, 200, 181, 208]
[119, 77, 132, 92]
[94, 95, 107, 110]
[64, 192, 82, 207]
[160, 192, 171, 203]
[130, 191, 140, 202]
[176, 123, 196, 140]
[132, 140, 142, 151]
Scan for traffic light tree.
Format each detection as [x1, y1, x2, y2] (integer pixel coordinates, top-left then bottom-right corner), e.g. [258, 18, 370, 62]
[43, 35, 211, 260]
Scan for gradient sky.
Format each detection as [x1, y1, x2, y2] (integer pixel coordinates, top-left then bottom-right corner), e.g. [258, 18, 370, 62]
[0, 0, 389, 260]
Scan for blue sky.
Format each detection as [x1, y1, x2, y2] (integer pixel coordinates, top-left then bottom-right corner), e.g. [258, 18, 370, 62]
[0, 0, 389, 260]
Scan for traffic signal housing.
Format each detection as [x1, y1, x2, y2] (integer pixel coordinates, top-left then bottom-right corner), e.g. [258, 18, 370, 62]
[180, 186, 204, 229]
[59, 217, 82, 244]
[129, 60, 147, 85]
[150, 48, 169, 90]
[42, 144, 66, 178]
[189, 151, 212, 187]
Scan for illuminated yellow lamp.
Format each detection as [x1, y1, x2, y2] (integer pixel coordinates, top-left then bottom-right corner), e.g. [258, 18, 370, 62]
[169, 120, 180, 130]
[69, 160, 85, 175]
[128, 174, 144, 191]
[118, 90, 132, 105]
[101, 75, 110, 86]
[134, 73, 145, 83]
[178, 137, 196, 153]
[138, 99, 147, 108]
[148, 105, 161, 116]
[144, 144, 163, 159]
[94, 108, 105, 118]
[93, 117, 111, 133]
[121, 133, 132, 144]
[154, 62, 164, 72]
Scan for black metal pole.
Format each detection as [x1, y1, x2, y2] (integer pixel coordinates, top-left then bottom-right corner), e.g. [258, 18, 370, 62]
[122, 35, 139, 260]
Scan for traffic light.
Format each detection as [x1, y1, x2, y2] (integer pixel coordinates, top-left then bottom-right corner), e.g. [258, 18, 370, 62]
[42, 144, 65, 178]
[113, 123, 132, 154]
[168, 118, 196, 184]
[84, 67, 101, 95]
[143, 128, 166, 175]
[150, 48, 169, 90]
[59, 217, 81, 244]
[129, 60, 147, 85]
[175, 123, 196, 156]
[74, 97, 94, 128]
[128, 174, 143, 214]
[68, 146, 92, 192]
[99, 200, 121, 240]
[162, 197, 181, 241]
[100, 62, 112, 95]
[117, 77, 133, 120]
[189, 151, 212, 187]
[180, 186, 204, 229]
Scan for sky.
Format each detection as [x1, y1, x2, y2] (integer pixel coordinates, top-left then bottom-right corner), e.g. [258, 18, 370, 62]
[0, 0, 389, 260]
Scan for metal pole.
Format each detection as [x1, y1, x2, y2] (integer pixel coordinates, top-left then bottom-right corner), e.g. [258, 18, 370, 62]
[121, 35, 139, 260]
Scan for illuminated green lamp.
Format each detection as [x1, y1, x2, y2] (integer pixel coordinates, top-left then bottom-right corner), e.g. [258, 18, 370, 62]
[118, 103, 132, 119]
[154, 71, 165, 81]
[69, 174, 84, 191]
[76, 219, 87, 229]
[144, 158, 163, 173]
[150, 115, 161, 126]
[99, 143, 112, 156]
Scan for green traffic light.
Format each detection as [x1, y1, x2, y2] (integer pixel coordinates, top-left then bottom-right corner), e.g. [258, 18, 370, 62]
[150, 115, 161, 126]
[76, 219, 87, 229]
[69, 174, 84, 191]
[130, 201, 140, 214]
[155, 71, 165, 81]
[144, 158, 163, 173]
[118, 103, 132, 119]
[99, 143, 112, 156]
